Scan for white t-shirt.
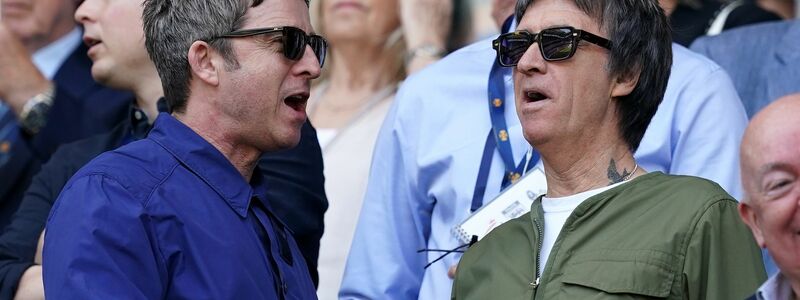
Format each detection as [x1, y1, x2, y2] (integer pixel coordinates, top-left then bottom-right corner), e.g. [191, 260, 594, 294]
[316, 128, 338, 149]
[538, 181, 627, 276]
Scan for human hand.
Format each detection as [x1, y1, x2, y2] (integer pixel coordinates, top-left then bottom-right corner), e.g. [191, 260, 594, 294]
[0, 22, 50, 117]
[448, 264, 457, 279]
[13, 265, 43, 300]
[34, 230, 44, 265]
[400, 0, 452, 73]
[491, 0, 516, 29]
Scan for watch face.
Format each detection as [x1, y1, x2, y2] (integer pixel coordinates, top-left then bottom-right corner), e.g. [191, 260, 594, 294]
[22, 101, 52, 134]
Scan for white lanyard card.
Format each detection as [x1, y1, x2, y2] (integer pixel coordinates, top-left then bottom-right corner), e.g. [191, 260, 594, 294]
[452, 167, 547, 244]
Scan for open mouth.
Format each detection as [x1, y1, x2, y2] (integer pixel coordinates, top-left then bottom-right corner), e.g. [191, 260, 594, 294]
[284, 93, 309, 112]
[524, 89, 550, 103]
[83, 36, 102, 48]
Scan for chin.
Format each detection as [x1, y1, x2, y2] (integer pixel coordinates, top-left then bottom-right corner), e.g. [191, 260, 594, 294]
[261, 134, 302, 152]
[522, 125, 553, 147]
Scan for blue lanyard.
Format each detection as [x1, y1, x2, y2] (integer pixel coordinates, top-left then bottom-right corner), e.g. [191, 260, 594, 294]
[470, 16, 541, 212]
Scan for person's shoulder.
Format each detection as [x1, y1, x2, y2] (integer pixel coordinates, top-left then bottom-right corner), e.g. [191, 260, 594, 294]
[672, 43, 727, 77]
[68, 138, 178, 200]
[49, 124, 123, 167]
[691, 20, 793, 58]
[633, 172, 737, 208]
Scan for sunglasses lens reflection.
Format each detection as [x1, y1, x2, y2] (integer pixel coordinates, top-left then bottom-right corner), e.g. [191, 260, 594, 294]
[284, 28, 306, 60]
[540, 28, 574, 61]
[310, 37, 327, 67]
[501, 34, 532, 66]
[497, 28, 580, 66]
[283, 28, 327, 68]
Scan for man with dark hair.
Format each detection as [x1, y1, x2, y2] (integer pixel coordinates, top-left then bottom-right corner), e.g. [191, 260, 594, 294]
[341, 0, 750, 298]
[42, 0, 326, 298]
[450, 0, 765, 298]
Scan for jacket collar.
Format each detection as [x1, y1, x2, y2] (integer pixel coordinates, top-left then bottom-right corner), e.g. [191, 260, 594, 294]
[147, 113, 267, 218]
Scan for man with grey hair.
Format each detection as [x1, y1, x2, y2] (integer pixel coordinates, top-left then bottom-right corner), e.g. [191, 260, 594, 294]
[42, 0, 326, 298]
[739, 93, 800, 300]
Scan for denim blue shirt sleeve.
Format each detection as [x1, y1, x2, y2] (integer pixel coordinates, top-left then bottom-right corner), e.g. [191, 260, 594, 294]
[340, 39, 749, 300]
[43, 113, 316, 300]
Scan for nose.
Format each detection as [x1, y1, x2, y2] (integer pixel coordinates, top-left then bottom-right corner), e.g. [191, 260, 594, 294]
[515, 41, 546, 75]
[294, 44, 322, 80]
[74, 0, 97, 24]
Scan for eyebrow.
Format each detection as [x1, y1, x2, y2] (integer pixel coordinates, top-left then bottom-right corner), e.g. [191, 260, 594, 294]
[759, 162, 794, 175]
[519, 24, 573, 32]
[756, 163, 796, 188]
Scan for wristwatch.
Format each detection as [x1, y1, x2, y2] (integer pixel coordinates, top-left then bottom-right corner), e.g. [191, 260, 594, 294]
[405, 44, 445, 65]
[19, 84, 55, 135]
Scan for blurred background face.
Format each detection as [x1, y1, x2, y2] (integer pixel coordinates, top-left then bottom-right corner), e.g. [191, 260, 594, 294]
[320, 0, 401, 46]
[1, 0, 77, 50]
[75, 0, 152, 90]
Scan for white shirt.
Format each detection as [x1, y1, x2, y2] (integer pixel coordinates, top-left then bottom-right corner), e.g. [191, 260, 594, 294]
[539, 181, 626, 275]
[32, 27, 82, 80]
[315, 128, 338, 149]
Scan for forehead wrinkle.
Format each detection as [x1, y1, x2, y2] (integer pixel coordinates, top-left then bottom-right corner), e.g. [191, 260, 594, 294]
[521, 3, 599, 34]
[243, 0, 312, 33]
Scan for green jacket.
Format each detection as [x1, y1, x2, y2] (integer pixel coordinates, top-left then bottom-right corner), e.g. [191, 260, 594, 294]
[452, 172, 765, 299]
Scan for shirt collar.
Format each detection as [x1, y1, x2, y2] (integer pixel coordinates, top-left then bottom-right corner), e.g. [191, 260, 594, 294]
[147, 113, 267, 217]
[757, 272, 794, 300]
[32, 27, 82, 80]
[128, 98, 169, 140]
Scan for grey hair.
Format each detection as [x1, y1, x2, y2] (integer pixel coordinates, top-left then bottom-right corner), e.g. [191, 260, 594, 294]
[142, 0, 289, 113]
[515, 0, 673, 152]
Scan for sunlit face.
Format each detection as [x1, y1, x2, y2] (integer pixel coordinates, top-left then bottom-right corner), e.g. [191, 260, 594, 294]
[217, 0, 322, 152]
[512, 0, 619, 151]
[1, 0, 76, 49]
[741, 105, 800, 280]
[320, 0, 400, 46]
[75, 0, 152, 89]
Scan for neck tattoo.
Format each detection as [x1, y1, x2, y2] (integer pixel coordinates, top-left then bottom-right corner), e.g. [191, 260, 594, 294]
[607, 158, 638, 185]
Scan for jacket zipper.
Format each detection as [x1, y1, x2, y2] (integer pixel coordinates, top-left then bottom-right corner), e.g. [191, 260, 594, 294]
[532, 218, 543, 297]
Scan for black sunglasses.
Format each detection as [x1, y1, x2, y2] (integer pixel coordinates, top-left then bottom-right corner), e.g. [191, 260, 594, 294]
[492, 26, 612, 67]
[213, 26, 328, 68]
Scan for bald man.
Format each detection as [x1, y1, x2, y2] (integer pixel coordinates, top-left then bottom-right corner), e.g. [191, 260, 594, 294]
[739, 93, 800, 300]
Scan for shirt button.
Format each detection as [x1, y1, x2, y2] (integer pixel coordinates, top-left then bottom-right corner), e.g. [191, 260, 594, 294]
[282, 282, 288, 295]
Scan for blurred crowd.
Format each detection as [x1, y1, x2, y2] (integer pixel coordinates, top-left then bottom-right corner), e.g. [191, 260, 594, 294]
[0, 0, 798, 299]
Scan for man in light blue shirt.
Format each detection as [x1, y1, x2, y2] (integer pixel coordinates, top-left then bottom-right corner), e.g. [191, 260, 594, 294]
[340, 15, 749, 300]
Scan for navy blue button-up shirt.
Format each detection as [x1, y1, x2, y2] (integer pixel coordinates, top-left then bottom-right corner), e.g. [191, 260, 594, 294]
[43, 113, 316, 299]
